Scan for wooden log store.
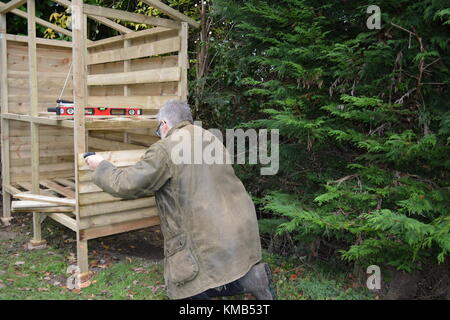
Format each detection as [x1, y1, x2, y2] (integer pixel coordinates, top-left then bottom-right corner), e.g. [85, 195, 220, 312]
[0, 0, 199, 281]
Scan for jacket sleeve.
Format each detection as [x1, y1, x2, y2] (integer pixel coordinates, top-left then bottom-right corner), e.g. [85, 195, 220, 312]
[92, 143, 171, 200]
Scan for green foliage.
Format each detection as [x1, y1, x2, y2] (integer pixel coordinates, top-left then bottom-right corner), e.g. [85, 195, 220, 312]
[209, 0, 450, 273]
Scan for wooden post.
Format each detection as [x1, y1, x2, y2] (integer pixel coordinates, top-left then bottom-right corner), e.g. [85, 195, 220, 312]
[178, 22, 188, 101]
[0, 12, 12, 226]
[27, 0, 46, 245]
[123, 39, 131, 143]
[72, 0, 89, 277]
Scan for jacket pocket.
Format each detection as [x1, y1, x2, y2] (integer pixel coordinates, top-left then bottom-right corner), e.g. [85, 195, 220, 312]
[166, 233, 199, 286]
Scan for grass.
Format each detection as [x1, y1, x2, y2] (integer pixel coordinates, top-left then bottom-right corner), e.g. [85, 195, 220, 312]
[0, 213, 376, 300]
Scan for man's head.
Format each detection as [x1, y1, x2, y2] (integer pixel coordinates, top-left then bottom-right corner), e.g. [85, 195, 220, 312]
[155, 100, 193, 139]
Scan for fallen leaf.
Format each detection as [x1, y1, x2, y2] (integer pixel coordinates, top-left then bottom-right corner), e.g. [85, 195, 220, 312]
[79, 280, 92, 289]
[0, 283, 6, 289]
[14, 261, 25, 266]
[126, 257, 132, 263]
[38, 288, 49, 292]
[273, 267, 282, 274]
[18, 287, 32, 291]
[15, 272, 29, 277]
[290, 274, 298, 281]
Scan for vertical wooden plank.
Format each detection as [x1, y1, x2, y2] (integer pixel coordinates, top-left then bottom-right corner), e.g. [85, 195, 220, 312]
[72, 0, 89, 275]
[72, 0, 87, 155]
[123, 39, 131, 143]
[178, 22, 188, 101]
[27, 0, 43, 242]
[0, 13, 12, 225]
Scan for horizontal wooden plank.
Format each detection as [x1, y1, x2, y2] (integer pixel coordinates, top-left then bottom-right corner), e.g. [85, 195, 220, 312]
[79, 206, 158, 229]
[86, 95, 178, 109]
[10, 148, 74, 160]
[88, 36, 180, 65]
[13, 193, 76, 206]
[11, 171, 74, 183]
[88, 136, 146, 151]
[12, 200, 63, 210]
[6, 34, 72, 48]
[80, 196, 156, 217]
[79, 191, 121, 205]
[10, 163, 74, 175]
[85, 118, 158, 130]
[79, 216, 160, 240]
[88, 27, 172, 48]
[87, 67, 180, 86]
[78, 149, 147, 171]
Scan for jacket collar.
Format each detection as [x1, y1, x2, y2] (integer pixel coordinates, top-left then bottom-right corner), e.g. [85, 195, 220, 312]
[165, 120, 193, 138]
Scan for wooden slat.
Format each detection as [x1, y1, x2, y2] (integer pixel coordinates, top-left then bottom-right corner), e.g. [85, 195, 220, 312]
[87, 66, 180, 86]
[141, 0, 199, 29]
[86, 95, 178, 109]
[2, 113, 74, 127]
[79, 191, 121, 205]
[83, 4, 181, 30]
[47, 212, 77, 230]
[14, 192, 76, 206]
[40, 180, 75, 198]
[0, 0, 26, 14]
[88, 36, 180, 65]
[88, 27, 172, 48]
[79, 196, 155, 217]
[1, 12, 12, 224]
[78, 149, 146, 171]
[84, 117, 158, 130]
[13, 204, 74, 213]
[54, 178, 76, 189]
[79, 206, 158, 229]
[12, 200, 67, 210]
[178, 22, 188, 101]
[6, 34, 71, 47]
[79, 216, 160, 240]
[5, 184, 21, 195]
[88, 136, 146, 151]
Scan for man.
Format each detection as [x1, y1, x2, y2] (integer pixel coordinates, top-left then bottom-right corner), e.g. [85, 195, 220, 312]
[85, 100, 276, 300]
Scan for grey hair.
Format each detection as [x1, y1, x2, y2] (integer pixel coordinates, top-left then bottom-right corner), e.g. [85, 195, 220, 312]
[157, 100, 193, 127]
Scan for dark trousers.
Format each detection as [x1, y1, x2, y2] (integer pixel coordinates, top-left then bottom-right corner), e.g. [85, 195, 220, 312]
[185, 278, 245, 300]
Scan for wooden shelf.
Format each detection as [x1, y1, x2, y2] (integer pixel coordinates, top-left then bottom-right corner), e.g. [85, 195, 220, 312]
[1, 112, 158, 130]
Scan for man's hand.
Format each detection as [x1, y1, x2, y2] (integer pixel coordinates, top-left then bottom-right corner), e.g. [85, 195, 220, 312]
[85, 154, 105, 171]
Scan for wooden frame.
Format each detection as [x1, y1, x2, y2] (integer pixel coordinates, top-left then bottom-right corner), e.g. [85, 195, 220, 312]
[0, 0, 197, 279]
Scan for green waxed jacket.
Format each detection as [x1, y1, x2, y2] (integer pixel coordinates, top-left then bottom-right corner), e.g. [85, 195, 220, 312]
[93, 121, 262, 299]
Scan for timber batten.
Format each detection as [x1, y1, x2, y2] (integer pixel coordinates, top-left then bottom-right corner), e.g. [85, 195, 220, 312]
[0, 0, 197, 276]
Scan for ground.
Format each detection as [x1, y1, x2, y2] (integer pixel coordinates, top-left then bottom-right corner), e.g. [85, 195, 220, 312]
[0, 212, 376, 300]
